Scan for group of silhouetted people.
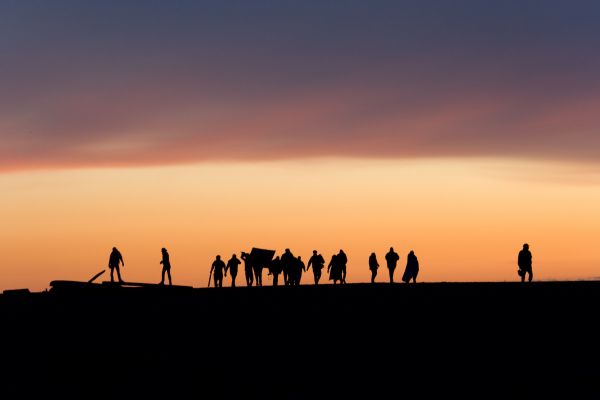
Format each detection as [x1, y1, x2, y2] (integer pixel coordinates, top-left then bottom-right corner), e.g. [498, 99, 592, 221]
[369, 247, 419, 284]
[107, 243, 534, 287]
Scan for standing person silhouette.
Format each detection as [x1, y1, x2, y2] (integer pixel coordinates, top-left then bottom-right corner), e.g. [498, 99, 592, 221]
[369, 252, 379, 283]
[211, 255, 226, 288]
[338, 250, 348, 284]
[225, 254, 241, 287]
[328, 254, 342, 285]
[385, 247, 400, 283]
[307, 250, 325, 285]
[295, 256, 306, 286]
[517, 243, 533, 282]
[241, 252, 254, 287]
[269, 256, 282, 286]
[402, 250, 419, 283]
[108, 247, 125, 283]
[159, 248, 172, 285]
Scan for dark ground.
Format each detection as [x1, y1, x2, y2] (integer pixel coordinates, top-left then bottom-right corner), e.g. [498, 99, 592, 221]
[1, 281, 599, 399]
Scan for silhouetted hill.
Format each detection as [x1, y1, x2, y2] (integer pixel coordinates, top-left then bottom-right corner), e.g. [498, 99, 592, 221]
[1, 281, 599, 399]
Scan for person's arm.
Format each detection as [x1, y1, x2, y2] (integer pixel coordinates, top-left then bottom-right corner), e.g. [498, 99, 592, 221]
[120, 254, 125, 267]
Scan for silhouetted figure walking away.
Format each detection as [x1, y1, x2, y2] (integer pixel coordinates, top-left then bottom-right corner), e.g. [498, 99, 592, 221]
[369, 253, 379, 283]
[211, 255, 226, 288]
[307, 250, 325, 285]
[385, 247, 400, 283]
[241, 252, 254, 287]
[518, 243, 533, 282]
[160, 248, 172, 285]
[226, 254, 241, 287]
[402, 250, 419, 283]
[108, 247, 125, 283]
[338, 250, 348, 284]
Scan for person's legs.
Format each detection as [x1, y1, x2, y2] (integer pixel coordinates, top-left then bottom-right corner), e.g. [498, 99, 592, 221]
[160, 268, 165, 284]
[167, 269, 172, 285]
[110, 267, 115, 283]
[116, 266, 123, 283]
[389, 268, 394, 283]
[371, 271, 376, 283]
[232, 274, 236, 287]
[528, 268, 533, 282]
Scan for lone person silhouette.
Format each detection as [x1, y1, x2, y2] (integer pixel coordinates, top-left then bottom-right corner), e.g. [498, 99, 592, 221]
[225, 254, 241, 287]
[517, 243, 533, 282]
[307, 250, 325, 285]
[108, 247, 125, 283]
[402, 250, 419, 283]
[369, 252, 379, 283]
[211, 255, 226, 288]
[385, 247, 400, 283]
[159, 248, 172, 285]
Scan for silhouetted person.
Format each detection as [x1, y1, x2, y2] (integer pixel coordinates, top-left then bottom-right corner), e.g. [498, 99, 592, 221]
[402, 250, 419, 283]
[160, 248, 172, 285]
[269, 256, 282, 286]
[211, 255, 226, 288]
[385, 247, 400, 283]
[253, 257, 264, 286]
[518, 243, 533, 282]
[369, 252, 379, 283]
[307, 250, 325, 285]
[225, 254, 241, 287]
[241, 252, 254, 287]
[281, 248, 295, 286]
[108, 247, 124, 283]
[328, 254, 342, 285]
[295, 256, 306, 285]
[338, 250, 348, 284]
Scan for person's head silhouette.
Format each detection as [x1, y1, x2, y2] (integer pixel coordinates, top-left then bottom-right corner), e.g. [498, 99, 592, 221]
[313, 250, 317, 255]
[285, 248, 290, 254]
[216, 255, 221, 260]
[390, 247, 394, 251]
[113, 247, 117, 252]
[523, 243, 529, 250]
[232, 254, 237, 259]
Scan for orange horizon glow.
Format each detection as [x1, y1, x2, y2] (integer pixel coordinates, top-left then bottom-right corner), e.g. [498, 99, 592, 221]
[2, 158, 599, 292]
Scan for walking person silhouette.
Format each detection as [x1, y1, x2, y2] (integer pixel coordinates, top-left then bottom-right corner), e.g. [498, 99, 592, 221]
[159, 248, 172, 285]
[210, 255, 226, 288]
[517, 243, 533, 282]
[369, 252, 379, 283]
[401, 250, 419, 283]
[108, 247, 125, 283]
[385, 247, 400, 283]
[307, 250, 325, 285]
[225, 254, 241, 287]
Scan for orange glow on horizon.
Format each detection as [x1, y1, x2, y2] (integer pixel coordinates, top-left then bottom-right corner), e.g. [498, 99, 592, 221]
[1, 158, 600, 292]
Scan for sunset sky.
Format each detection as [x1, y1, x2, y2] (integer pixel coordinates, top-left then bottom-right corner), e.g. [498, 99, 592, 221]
[2, 1, 600, 291]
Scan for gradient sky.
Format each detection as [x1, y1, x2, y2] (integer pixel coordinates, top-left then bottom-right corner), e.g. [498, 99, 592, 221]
[2, 1, 600, 290]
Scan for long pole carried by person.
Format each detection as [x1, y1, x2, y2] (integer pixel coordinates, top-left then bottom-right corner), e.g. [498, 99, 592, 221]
[208, 270, 213, 288]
